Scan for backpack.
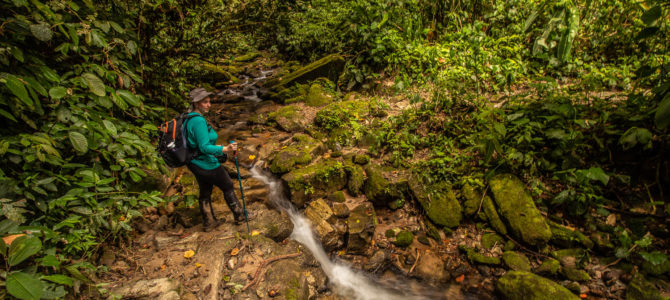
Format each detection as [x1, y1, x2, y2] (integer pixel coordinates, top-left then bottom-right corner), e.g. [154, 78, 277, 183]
[157, 113, 199, 167]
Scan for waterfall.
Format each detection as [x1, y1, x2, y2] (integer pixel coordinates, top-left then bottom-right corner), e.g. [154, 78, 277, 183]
[250, 164, 427, 300]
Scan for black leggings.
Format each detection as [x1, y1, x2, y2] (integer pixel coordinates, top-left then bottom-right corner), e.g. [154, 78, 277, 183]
[187, 164, 241, 219]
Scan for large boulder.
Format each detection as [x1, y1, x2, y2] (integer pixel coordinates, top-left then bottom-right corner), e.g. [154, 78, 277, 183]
[548, 220, 594, 249]
[362, 164, 408, 208]
[282, 160, 347, 207]
[268, 105, 306, 133]
[489, 174, 551, 246]
[269, 134, 324, 174]
[346, 202, 376, 254]
[266, 54, 345, 90]
[496, 271, 579, 300]
[415, 251, 448, 282]
[626, 273, 665, 300]
[409, 177, 462, 228]
[305, 199, 340, 250]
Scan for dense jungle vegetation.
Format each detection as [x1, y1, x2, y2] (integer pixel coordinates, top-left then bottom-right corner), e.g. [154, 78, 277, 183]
[0, 0, 668, 298]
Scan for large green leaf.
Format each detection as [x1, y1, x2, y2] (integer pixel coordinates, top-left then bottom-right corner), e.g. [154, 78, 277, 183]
[619, 127, 653, 150]
[68, 131, 88, 153]
[0, 108, 17, 122]
[116, 90, 140, 107]
[581, 167, 609, 186]
[8, 235, 42, 266]
[655, 93, 670, 129]
[41, 274, 74, 286]
[102, 120, 118, 136]
[7, 272, 43, 300]
[5, 75, 33, 106]
[82, 73, 106, 96]
[49, 86, 67, 99]
[30, 23, 53, 42]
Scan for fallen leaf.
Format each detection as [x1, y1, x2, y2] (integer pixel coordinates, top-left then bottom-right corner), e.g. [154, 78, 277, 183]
[248, 155, 256, 160]
[579, 294, 587, 299]
[606, 214, 616, 226]
[195, 263, 202, 268]
[455, 274, 465, 283]
[184, 250, 195, 258]
[161, 264, 166, 270]
[231, 248, 240, 256]
[2, 234, 25, 245]
[250, 230, 260, 236]
[118, 216, 126, 221]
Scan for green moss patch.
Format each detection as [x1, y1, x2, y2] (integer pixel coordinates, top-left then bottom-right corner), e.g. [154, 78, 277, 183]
[282, 159, 347, 207]
[496, 271, 579, 300]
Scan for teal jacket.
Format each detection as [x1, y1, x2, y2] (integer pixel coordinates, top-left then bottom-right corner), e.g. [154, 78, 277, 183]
[184, 112, 223, 170]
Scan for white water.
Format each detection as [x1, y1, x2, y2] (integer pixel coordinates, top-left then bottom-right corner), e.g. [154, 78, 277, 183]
[250, 164, 426, 300]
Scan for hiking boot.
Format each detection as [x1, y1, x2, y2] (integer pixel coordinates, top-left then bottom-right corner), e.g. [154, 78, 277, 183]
[234, 210, 255, 225]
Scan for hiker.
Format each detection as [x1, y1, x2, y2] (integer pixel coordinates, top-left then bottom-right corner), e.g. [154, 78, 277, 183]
[185, 87, 252, 232]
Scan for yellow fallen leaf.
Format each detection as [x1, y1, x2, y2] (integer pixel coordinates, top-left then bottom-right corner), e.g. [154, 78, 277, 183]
[251, 230, 260, 236]
[231, 248, 240, 256]
[2, 234, 25, 245]
[161, 264, 166, 270]
[248, 155, 256, 160]
[184, 250, 195, 258]
[195, 263, 202, 268]
[118, 216, 126, 221]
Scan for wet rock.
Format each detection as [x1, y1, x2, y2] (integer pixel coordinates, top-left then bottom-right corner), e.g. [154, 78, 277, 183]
[459, 245, 501, 266]
[415, 251, 448, 282]
[561, 267, 591, 282]
[266, 54, 345, 91]
[481, 233, 505, 250]
[548, 220, 594, 249]
[489, 174, 551, 246]
[346, 202, 376, 254]
[496, 271, 579, 300]
[626, 273, 664, 300]
[393, 231, 414, 247]
[331, 202, 350, 218]
[535, 258, 561, 276]
[408, 175, 461, 228]
[503, 251, 532, 271]
[343, 162, 365, 196]
[363, 164, 407, 207]
[305, 199, 339, 250]
[261, 210, 293, 242]
[113, 278, 182, 300]
[223, 163, 251, 179]
[365, 250, 388, 272]
[282, 159, 347, 207]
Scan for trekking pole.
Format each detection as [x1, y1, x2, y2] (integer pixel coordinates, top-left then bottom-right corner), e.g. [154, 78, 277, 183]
[231, 141, 250, 234]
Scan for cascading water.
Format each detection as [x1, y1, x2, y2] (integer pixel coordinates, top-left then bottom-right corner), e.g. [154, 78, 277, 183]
[250, 163, 428, 300]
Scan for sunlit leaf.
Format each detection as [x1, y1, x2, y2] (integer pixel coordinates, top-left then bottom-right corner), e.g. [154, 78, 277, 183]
[49, 86, 67, 99]
[30, 23, 53, 42]
[5, 75, 33, 107]
[8, 235, 42, 266]
[68, 131, 88, 153]
[82, 73, 106, 96]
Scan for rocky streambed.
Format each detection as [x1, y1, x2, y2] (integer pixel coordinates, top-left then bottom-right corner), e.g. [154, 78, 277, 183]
[97, 53, 669, 300]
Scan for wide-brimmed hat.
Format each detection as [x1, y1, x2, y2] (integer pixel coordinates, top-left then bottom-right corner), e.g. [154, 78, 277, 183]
[189, 87, 213, 103]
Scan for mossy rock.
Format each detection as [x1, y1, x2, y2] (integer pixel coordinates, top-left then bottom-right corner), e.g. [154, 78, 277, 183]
[496, 271, 579, 300]
[268, 105, 306, 132]
[503, 251, 532, 271]
[343, 161, 365, 196]
[269, 134, 324, 174]
[535, 258, 561, 276]
[548, 220, 594, 249]
[199, 62, 240, 83]
[267, 54, 345, 90]
[551, 248, 587, 263]
[362, 164, 407, 207]
[481, 233, 505, 249]
[482, 195, 508, 235]
[353, 154, 370, 165]
[282, 160, 347, 207]
[408, 175, 462, 228]
[394, 231, 414, 247]
[489, 174, 551, 246]
[315, 99, 370, 132]
[305, 83, 332, 107]
[385, 229, 397, 238]
[461, 183, 482, 216]
[425, 220, 442, 243]
[626, 273, 665, 300]
[347, 202, 376, 254]
[459, 245, 501, 265]
[327, 190, 346, 203]
[234, 52, 260, 62]
[561, 267, 590, 282]
[388, 198, 405, 210]
[642, 259, 670, 276]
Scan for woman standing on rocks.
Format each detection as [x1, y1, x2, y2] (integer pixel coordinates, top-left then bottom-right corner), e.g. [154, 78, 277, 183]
[185, 87, 252, 232]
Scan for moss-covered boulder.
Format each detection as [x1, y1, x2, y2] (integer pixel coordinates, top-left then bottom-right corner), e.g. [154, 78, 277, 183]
[482, 195, 508, 235]
[363, 164, 407, 207]
[503, 251, 532, 271]
[496, 271, 579, 300]
[327, 190, 346, 203]
[459, 245, 501, 265]
[626, 273, 665, 300]
[268, 105, 305, 132]
[304, 83, 332, 107]
[461, 183, 482, 216]
[409, 176, 462, 228]
[269, 134, 324, 174]
[642, 259, 670, 276]
[234, 52, 260, 62]
[489, 174, 551, 246]
[266, 54, 345, 90]
[199, 62, 240, 84]
[561, 267, 590, 282]
[353, 154, 370, 165]
[282, 160, 347, 207]
[548, 220, 594, 249]
[315, 100, 370, 132]
[481, 233, 505, 249]
[535, 258, 561, 276]
[551, 248, 586, 267]
[347, 202, 376, 254]
[393, 231, 414, 247]
[343, 161, 365, 196]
